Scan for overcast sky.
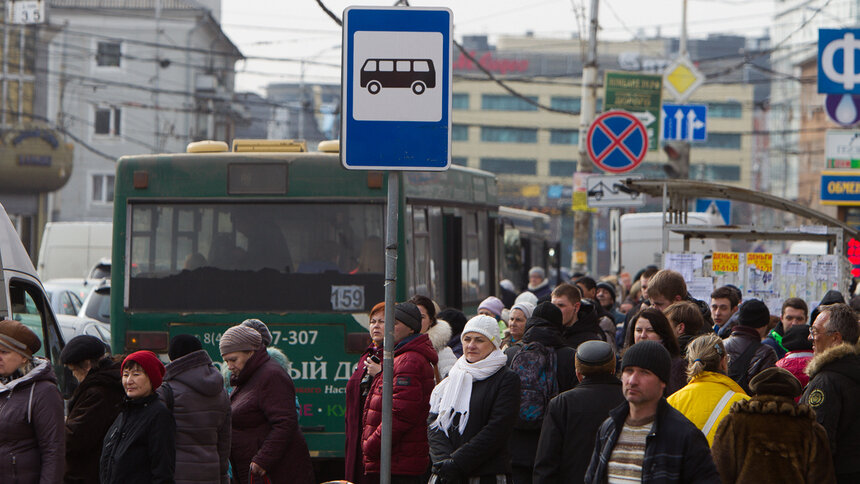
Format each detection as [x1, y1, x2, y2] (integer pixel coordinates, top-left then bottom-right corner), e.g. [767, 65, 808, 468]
[221, 0, 776, 94]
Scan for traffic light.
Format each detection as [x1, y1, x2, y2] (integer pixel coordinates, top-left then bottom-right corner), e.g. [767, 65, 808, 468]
[663, 141, 690, 179]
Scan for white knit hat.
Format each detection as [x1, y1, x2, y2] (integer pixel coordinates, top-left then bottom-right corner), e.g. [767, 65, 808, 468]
[461, 315, 502, 349]
[515, 291, 538, 306]
[511, 301, 536, 319]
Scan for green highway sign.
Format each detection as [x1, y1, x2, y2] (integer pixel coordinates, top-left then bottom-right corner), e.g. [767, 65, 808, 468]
[603, 71, 663, 151]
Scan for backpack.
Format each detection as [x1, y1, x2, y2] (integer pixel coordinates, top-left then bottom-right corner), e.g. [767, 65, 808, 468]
[727, 341, 760, 394]
[510, 341, 559, 429]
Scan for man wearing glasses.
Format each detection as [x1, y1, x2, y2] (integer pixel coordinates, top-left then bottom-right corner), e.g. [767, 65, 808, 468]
[801, 303, 860, 483]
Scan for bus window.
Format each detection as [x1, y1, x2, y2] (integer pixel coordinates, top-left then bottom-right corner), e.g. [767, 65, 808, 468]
[127, 202, 385, 312]
[396, 60, 410, 72]
[379, 60, 394, 72]
[414, 60, 431, 72]
[362, 60, 377, 72]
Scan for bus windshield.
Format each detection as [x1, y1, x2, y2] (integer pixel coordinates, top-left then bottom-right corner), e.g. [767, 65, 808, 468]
[127, 202, 384, 312]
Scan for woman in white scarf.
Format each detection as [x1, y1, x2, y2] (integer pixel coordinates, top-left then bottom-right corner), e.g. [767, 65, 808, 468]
[428, 315, 521, 484]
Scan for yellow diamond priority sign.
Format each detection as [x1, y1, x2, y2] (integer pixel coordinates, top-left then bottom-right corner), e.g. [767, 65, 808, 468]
[664, 56, 704, 102]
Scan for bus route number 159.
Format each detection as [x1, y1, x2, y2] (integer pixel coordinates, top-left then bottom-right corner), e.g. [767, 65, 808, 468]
[331, 285, 365, 311]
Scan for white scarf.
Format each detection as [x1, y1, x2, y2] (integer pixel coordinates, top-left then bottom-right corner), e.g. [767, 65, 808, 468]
[429, 349, 508, 436]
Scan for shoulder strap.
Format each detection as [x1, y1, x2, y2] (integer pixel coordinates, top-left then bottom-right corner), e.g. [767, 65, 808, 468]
[162, 382, 174, 412]
[730, 340, 759, 375]
[701, 390, 735, 437]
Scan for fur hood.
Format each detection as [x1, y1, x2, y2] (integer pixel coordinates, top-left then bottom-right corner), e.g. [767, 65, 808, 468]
[730, 395, 815, 420]
[805, 342, 860, 379]
[427, 319, 453, 352]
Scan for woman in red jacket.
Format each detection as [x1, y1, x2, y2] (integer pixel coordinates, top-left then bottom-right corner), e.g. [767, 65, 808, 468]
[361, 302, 438, 484]
[221, 324, 314, 484]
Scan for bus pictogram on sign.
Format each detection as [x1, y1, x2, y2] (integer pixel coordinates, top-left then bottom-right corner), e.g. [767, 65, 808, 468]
[587, 110, 648, 174]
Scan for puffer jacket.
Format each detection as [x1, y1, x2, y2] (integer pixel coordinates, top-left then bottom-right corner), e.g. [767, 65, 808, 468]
[801, 342, 860, 480]
[712, 395, 835, 483]
[158, 349, 231, 484]
[428, 319, 457, 378]
[345, 343, 381, 484]
[724, 325, 777, 388]
[65, 357, 124, 484]
[0, 358, 65, 484]
[667, 371, 749, 445]
[776, 350, 814, 390]
[585, 398, 720, 484]
[362, 333, 438, 476]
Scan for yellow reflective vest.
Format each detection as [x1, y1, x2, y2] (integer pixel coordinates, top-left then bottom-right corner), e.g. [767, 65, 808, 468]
[667, 371, 749, 445]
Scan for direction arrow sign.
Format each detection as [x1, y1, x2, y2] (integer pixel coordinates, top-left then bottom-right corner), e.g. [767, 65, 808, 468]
[341, 7, 452, 170]
[587, 110, 648, 174]
[586, 174, 645, 207]
[604, 71, 662, 151]
[661, 104, 707, 141]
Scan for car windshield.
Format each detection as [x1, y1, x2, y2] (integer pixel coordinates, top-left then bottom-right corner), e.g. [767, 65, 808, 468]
[127, 202, 385, 312]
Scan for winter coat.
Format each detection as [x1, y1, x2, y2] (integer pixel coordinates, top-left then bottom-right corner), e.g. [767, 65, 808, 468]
[428, 320, 457, 378]
[229, 347, 313, 484]
[345, 343, 381, 484]
[724, 325, 778, 387]
[504, 315, 578, 471]
[428, 366, 521, 481]
[100, 392, 176, 484]
[776, 350, 814, 390]
[158, 349, 231, 484]
[667, 356, 687, 396]
[448, 333, 464, 359]
[533, 373, 625, 484]
[528, 280, 552, 302]
[763, 322, 789, 360]
[65, 357, 124, 484]
[666, 371, 749, 445]
[362, 333, 438, 476]
[0, 358, 65, 484]
[801, 343, 860, 480]
[585, 398, 720, 484]
[712, 395, 835, 483]
[561, 301, 605, 350]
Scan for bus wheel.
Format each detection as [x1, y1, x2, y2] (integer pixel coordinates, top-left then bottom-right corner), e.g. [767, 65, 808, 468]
[367, 81, 381, 94]
[411, 81, 426, 95]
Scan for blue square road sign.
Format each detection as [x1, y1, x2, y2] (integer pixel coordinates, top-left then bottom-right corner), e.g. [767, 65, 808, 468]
[819, 29, 860, 95]
[661, 104, 707, 142]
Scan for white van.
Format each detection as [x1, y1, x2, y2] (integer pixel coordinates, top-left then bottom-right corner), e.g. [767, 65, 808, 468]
[37, 221, 112, 280]
[620, 211, 729, 276]
[0, 203, 74, 396]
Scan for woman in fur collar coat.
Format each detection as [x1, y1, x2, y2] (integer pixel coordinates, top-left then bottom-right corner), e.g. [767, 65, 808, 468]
[411, 295, 457, 378]
[712, 367, 835, 483]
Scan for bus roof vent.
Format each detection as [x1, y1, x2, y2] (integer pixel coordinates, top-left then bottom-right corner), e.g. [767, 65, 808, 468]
[318, 140, 340, 153]
[232, 139, 307, 153]
[187, 140, 229, 153]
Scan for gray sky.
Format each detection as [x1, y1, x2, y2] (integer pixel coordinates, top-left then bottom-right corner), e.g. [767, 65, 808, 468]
[221, 0, 775, 94]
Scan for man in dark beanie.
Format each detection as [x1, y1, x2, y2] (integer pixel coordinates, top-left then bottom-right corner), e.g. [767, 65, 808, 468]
[535, 340, 625, 484]
[361, 301, 438, 481]
[724, 299, 778, 394]
[585, 341, 719, 484]
[712, 367, 835, 483]
[159, 334, 231, 484]
[62, 335, 123, 484]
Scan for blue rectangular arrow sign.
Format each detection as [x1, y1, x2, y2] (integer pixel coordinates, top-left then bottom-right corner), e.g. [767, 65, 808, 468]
[661, 104, 707, 142]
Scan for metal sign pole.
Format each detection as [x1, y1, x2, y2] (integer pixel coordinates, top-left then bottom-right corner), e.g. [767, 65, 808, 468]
[380, 172, 398, 484]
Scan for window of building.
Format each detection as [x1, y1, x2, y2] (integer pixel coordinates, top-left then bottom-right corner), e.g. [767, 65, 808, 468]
[550, 96, 581, 113]
[550, 129, 578, 145]
[690, 164, 741, 181]
[480, 126, 537, 143]
[701, 132, 741, 150]
[94, 107, 121, 136]
[481, 94, 538, 111]
[96, 41, 121, 67]
[452, 124, 469, 141]
[91, 173, 115, 203]
[549, 160, 577, 177]
[452, 157, 468, 166]
[480, 157, 537, 175]
[453, 93, 469, 110]
[707, 101, 742, 118]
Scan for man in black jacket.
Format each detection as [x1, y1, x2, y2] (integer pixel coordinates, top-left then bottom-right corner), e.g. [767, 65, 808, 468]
[533, 340, 624, 484]
[551, 283, 604, 350]
[585, 341, 719, 484]
[801, 302, 860, 483]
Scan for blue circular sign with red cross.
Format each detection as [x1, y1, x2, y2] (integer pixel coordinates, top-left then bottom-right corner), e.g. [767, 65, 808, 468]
[587, 110, 648, 174]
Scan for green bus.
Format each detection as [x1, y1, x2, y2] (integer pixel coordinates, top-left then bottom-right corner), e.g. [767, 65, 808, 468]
[110, 139, 519, 462]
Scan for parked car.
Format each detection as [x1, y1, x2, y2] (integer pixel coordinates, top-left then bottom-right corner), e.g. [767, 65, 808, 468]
[57, 314, 111, 347]
[43, 282, 84, 316]
[79, 282, 110, 324]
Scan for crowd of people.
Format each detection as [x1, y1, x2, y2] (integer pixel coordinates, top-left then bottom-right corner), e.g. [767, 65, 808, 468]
[1, 263, 858, 483]
[344, 266, 859, 484]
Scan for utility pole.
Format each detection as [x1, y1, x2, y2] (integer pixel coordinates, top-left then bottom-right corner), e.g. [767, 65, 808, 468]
[573, 0, 599, 275]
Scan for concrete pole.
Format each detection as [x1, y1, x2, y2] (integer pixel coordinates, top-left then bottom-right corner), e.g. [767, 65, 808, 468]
[380, 172, 399, 484]
[573, 0, 599, 275]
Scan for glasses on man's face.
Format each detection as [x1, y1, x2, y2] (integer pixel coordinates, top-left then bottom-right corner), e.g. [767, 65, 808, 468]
[809, 327, 834, 337]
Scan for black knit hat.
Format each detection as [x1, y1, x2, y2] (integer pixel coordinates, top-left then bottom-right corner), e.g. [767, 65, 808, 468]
[60, 335, 107, 365]
[749, 367, 802, 398]
[532, 301, 563, 328]
[621, 340, 671, 384]
[737, 299, 770, 328]
[395, 302, 422, 334]
[596, 282, 617, 302]
[168, 334, 203, 361]
[782, 324, 813, 352]
[438, 308, 467, 336]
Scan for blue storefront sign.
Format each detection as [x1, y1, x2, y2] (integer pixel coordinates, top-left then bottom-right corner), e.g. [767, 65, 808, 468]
[821, 171, 860, 205]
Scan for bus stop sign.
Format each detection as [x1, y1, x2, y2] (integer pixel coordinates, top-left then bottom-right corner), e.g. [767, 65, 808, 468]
[341, 7, 452, 171]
